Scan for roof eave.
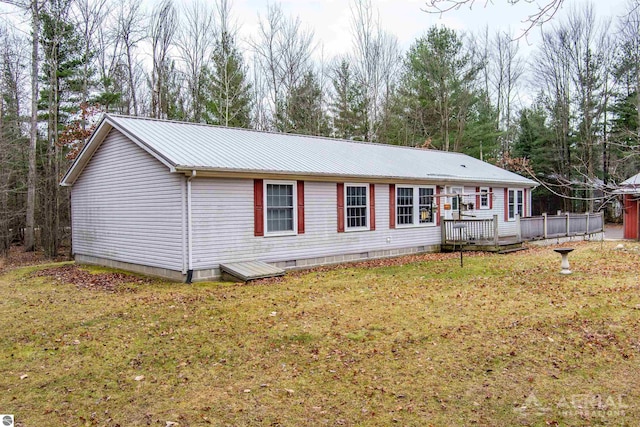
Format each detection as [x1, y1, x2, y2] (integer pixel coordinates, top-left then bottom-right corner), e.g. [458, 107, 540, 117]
[173, 165, 536, 187]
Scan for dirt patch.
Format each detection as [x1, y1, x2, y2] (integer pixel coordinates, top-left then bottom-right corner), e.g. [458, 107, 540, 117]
[32, 264, 150, 292]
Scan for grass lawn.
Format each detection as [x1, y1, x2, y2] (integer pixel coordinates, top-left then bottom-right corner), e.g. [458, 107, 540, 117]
[1, 241, 639, 426]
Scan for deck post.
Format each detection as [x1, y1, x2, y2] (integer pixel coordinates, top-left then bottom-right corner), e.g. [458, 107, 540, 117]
[542, 212, 548, 238]
[566, 212, 570, 237]
[516, 214, 522, 241]
[440, 216, 446, 245]
[585, 211, 590, 236]
[493, 214, 499, 245]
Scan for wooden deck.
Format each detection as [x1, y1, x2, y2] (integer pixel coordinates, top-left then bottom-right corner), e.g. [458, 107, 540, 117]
[441, 236, 524, 253]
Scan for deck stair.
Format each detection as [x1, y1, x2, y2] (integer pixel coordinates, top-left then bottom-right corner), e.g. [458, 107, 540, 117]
[220, 261, 285, 281]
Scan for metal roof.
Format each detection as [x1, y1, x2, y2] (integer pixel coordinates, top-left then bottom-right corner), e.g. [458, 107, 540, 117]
[62, 114, 536, 186]
[621, 172, 640, 187]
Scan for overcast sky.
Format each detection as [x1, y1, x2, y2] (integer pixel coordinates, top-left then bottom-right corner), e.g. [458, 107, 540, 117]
[231, 0, 630, 58]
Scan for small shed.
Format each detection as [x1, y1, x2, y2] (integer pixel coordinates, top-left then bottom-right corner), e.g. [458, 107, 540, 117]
[61, 114, 536, 281]
[620, 173, 640, 240]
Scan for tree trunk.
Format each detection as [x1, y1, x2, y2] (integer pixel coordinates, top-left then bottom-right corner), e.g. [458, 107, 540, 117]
[24, 0, 40, 251]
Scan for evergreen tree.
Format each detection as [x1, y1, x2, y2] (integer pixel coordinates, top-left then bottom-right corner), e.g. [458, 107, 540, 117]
[205, 30, 252, 128]
[283, 71, 330, 136]
[329, 59, 367, 140]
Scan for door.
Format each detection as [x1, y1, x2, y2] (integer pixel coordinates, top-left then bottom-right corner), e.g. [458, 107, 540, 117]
[445, 186, 463, 220]
[623, 195, 639, 240]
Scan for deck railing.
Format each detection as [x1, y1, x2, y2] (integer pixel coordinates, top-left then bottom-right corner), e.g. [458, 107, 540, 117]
[442, 215, 499, 245]
[442, 212, 604, 244]
[519, 212, 604, 240]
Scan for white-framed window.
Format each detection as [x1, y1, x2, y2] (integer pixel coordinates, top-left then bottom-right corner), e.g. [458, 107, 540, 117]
[508, 188, 524, 220]
[396, 185, 436, 226]
[345, 184, 369, 230]
[265, 180, 297, 235]
[479, 187, 490, 209]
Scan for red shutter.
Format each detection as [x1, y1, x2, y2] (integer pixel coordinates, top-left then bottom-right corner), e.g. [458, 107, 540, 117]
[337, 183, 345, 233]
[297, 181, 305, 234]
[436, 186, 441, 226]
[369, 184, 376, 231]
[489, 187, 493, 209]
[504, 188, 509, 221]
[254, 179, 264, 236]
[523, 188, 527, 218]
[389, 184, 396, 229]
[475, 186, 480, 209]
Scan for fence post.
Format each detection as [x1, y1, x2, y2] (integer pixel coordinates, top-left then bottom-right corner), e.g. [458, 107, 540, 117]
[441, 216, 446, 245]
[493, 214, 499, 245]
[566, 212, 570, 237]
[542, 212, 548, 239]
[516, 214, 522, 241]
[585, 212, 589, 236]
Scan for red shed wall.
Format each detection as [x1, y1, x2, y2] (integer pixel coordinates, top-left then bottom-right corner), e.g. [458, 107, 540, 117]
[623, 194, 639, 240]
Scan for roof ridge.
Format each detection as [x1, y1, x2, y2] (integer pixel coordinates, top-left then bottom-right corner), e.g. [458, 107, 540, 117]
[106, 113, 472, 158]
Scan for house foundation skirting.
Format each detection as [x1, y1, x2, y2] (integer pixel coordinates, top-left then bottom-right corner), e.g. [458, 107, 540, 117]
[75, 254, 186, 281]
[76, 244, 441, 282]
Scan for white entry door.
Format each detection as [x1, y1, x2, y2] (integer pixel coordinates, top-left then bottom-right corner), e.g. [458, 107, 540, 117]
[445, 186, 463, 220]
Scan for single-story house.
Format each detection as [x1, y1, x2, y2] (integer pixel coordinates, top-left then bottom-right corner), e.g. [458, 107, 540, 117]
[619, 172, 640, 240]
[61, 114, 536, 282]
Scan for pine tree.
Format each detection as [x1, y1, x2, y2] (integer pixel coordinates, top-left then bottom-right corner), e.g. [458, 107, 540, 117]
[283, 71, 329, 136]
[329, 59, 367, 140]
[205, 30, 252, 128]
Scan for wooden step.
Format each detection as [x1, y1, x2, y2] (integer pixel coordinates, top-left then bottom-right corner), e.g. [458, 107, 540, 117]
[220, 261, 285, 281]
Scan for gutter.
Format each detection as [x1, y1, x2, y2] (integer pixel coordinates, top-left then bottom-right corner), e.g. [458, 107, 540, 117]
[186, 170, 196, 283]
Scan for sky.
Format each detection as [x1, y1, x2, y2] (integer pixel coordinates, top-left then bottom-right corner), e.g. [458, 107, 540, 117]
[230, 0, 631, 59]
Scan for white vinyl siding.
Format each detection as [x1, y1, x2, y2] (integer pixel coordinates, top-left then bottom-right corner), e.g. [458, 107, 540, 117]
[190, 179, 441, 270]
[71, 129, 184, 271]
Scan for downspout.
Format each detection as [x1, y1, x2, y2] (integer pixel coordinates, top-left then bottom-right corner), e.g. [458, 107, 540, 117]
[186, 170, 196, 283]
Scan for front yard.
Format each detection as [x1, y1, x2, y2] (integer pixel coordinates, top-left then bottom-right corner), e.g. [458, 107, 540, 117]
[1, 242, 639, 426]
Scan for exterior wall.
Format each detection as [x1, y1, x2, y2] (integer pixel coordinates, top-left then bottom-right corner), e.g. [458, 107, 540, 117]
[71, 128, 185, 272]
[623, 194, 639, 240]
[190, 179, 531, 278]
[190, 179, 442, 274]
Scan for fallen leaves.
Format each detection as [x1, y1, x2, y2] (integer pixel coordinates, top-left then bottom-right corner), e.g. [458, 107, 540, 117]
[32, 264, 150, 292]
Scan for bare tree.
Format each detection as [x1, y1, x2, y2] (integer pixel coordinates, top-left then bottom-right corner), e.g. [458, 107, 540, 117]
[251, 3, 316, 131]
[350, 0, 400, 141]
[176, 0, 215, 122]
[423, 0, 566, 36]
[149, 0, 177, 119]
[115, 0, 145, 115]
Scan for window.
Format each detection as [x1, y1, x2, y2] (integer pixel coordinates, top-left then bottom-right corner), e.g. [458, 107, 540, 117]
[419, 187, 435, 224]
[397, 187, 414, 225]
[479, 187, 489, 209]
[508, 189, 524, 220]
[346, 184, 368, 230]
[396, 186, 436, 226]
[265, 181, 296, 234]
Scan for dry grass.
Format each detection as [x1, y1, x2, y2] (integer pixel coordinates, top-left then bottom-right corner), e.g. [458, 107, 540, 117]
[1, 241, 639, 426]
